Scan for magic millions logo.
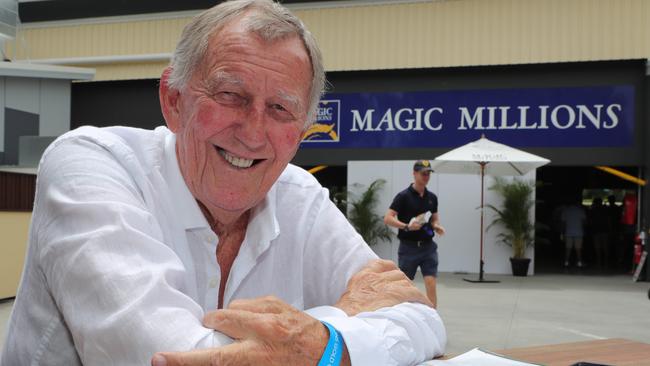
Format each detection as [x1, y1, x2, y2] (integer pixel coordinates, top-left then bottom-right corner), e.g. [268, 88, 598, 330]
[302, 100, 340, 143]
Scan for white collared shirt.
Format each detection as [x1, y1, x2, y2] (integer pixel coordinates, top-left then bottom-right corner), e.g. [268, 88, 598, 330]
[1, 126, 446, 366]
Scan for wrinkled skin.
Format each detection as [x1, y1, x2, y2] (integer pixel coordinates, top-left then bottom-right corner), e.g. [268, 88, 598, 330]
[335, 259, 433, 316]
[159, 13, 311, 226]
[153, 296, 339, 366]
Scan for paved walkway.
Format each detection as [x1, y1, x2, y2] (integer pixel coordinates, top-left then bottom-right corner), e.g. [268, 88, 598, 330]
[418, 272, 650, 354]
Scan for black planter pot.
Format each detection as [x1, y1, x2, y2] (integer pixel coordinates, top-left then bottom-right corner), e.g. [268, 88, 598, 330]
[510, 257, 531, 276]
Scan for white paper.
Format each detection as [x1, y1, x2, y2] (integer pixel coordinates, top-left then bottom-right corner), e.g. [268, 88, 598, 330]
[418, 348, 541, 366]
[410, 211, 432, 226]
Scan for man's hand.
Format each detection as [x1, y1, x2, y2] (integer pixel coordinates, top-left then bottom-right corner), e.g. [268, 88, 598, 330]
[408, 221, 423, 231]
[335, 259, 433, 316]
[433, 224, 445, 236]
[152, 296, 350, 366]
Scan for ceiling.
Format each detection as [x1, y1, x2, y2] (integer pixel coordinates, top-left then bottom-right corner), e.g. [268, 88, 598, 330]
[17, 0, 353, 22]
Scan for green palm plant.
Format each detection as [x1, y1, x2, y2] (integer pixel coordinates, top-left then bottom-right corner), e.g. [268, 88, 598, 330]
[348, 179, 392, 246]
[486, 178, 535, 259]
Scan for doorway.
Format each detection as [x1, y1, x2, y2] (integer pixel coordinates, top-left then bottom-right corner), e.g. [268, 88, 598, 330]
[535, 166, 640, 274]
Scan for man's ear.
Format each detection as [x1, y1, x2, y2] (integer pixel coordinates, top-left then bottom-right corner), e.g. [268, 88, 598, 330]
[160, 67, 182, 132]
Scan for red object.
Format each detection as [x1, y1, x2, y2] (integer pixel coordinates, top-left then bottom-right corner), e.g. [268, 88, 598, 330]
[622, 193, 637, 225]
[634, 234, 643, 264]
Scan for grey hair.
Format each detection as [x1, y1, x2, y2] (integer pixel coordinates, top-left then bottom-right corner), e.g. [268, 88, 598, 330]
[168, 0, 325, 128]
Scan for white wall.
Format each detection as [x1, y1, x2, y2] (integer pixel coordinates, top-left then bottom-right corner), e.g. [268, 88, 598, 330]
[0, 77, 4, 151]
[348, 160, 536, 275]
[39, 79, 71, 136]
[0, 76, 72, 163]
[5, 77, 40, 114]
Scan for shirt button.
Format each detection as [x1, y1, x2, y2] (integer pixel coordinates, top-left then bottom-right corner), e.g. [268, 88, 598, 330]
[209, 278, 218, 288]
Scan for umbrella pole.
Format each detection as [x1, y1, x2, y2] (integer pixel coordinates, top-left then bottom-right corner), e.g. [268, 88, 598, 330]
[478, 162, 486, 281]
[464, 162, 499, 283]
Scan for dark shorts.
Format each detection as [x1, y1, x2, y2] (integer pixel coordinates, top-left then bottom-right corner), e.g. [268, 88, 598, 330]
[398, 240, 438, 279]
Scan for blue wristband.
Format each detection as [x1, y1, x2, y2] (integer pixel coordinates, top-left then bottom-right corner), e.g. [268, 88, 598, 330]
[318, 321, 343, 366]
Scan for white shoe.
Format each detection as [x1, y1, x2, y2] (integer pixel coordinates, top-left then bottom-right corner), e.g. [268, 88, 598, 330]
[577, 261, 584, 268]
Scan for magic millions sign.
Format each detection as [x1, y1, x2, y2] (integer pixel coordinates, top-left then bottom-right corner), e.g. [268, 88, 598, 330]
[300, 85, 634, 148]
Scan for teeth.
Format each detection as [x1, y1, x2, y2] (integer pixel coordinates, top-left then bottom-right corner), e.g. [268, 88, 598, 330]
[218, 148, 254, 168]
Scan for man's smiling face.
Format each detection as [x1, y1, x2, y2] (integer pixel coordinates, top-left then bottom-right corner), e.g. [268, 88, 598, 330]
[162, 16, 312, 217]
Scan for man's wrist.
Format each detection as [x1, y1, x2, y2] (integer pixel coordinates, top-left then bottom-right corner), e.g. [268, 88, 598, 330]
[402, 223, 409, 231]
[318, 321, 343, 366]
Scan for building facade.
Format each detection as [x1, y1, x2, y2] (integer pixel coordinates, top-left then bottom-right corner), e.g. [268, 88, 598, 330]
[3, 0, 650, 276]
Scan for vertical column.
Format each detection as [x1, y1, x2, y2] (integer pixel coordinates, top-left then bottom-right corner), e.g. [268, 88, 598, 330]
[39, 79, 71, 136]
[639, 60, 650, 281]
[0, 76, 5, 164]
[4, 77, 40, 165]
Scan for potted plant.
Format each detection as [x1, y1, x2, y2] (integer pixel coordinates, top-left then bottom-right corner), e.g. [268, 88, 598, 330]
[347, 179, 392, 246]
[486, 178, 536, 276]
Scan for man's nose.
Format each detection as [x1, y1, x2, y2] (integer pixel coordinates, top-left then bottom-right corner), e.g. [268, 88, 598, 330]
[235, 106, 267, 151]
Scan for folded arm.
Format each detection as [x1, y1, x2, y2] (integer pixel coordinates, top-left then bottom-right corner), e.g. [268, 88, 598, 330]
[156, 191, 447, 365]
[156, 259, 445, 366]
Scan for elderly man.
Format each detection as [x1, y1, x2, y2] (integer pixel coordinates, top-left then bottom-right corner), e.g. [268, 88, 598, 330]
[1, 1, 446, 365]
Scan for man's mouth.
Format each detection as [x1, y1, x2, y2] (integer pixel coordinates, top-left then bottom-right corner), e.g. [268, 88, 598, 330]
[215, 146, 262, 169]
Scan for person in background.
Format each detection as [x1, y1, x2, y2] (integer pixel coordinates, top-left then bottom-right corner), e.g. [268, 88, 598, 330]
[384, 159, 445, 308]
[1, 1, 446, 365]
[561, 196, 587, 268]
[620, 191, 638, 271]
[606, 195, 622, 270]
[589, 197, 610, 271]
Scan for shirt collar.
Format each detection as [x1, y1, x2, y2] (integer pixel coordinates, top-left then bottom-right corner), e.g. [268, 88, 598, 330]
[221, 186, 280, 303]
[243, 185, 280, 256]
[162, 131, 210, 230]
[408, 184, 429, 196]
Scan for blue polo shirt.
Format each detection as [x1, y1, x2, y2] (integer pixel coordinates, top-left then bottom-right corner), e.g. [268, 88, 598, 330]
[389, 184, 438, 241]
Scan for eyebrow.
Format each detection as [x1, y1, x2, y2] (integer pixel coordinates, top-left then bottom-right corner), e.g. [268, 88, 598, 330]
[206, 71, 304, 112]
[277, 91, 302, 111]
[207, 71, 243, 89]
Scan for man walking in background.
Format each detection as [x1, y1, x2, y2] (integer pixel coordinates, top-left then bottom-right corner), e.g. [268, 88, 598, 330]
[385, 160, 445, 308]
[561, 196, 587, 268]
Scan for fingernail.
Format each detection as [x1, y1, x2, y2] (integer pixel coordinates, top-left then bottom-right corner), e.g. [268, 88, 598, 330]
[152, 354, 167, 366]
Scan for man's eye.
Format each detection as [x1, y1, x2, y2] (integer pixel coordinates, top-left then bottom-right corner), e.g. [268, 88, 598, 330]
[269, 104, 296, 121]
[271, 104, 287, 112]
[214, 91, 244, 104]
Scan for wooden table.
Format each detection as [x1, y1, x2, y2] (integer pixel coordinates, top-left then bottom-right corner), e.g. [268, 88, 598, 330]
[496, 338, 650, 366]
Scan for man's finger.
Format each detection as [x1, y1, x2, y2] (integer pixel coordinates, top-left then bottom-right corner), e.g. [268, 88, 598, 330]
[227, 295, 290, 314]
[351, 267, 405, 287]
[152, 341, 251, 366]
[204, 309, 276, 340]
[364, 259, 397, 273]
[203, 309, 255, 338]
[378, 269, 410, 282]
[388, 280, 434, 308]
[153, 348, 214, 366]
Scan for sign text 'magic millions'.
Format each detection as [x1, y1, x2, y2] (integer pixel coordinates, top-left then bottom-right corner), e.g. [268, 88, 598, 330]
[301, 85, 634, 148]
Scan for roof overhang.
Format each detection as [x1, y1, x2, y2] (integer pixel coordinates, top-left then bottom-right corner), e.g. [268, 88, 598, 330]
[0, 61, 95, 80]
[0, 166, 38, 175]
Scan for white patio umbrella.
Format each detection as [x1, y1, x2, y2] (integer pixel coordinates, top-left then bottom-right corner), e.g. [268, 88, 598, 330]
[432, 135, 550, 282]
